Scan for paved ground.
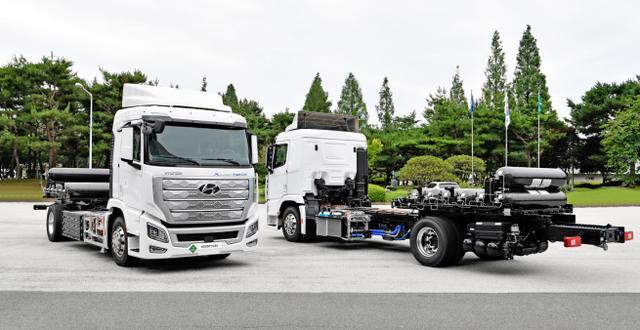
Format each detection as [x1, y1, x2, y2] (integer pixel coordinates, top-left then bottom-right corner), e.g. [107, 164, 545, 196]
[1, 203, 639, 328]
[1, 203, 638, 293]
[2, 292, 639, 329]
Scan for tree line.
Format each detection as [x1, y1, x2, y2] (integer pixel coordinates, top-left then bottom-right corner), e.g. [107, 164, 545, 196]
[1, 25, 638, 185]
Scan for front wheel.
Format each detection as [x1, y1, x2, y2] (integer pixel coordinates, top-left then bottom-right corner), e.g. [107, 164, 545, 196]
[282, 206, 303, 242]
[110, 217, 136, 267]
[410, 217, 461, 267]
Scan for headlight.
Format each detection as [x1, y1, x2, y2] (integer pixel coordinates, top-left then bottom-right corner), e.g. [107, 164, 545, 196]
[246, 221, 259, 238]
[147, 223, 169, 243]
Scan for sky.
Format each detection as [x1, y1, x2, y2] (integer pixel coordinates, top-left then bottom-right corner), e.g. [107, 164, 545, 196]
[1, 0, 639, 124]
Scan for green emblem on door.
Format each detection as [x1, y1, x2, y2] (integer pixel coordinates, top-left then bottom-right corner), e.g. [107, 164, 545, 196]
[189, 244, 197, 253]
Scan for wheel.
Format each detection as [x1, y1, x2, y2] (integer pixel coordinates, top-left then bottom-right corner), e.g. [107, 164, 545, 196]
[410, 217, 461, 267]
[282, 206, 303, 242]
[110, 217, 136, 267]
[207, 253, 230, 260]
[449, 222, 466, 264]
[46, 204, 65, 242]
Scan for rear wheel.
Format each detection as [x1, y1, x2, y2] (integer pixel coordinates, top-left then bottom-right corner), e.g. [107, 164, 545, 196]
[282, 206, 303, 242]
[410, 217, 461, 267]
[110, 217, 136, 267]
[46, 204, 65, 242]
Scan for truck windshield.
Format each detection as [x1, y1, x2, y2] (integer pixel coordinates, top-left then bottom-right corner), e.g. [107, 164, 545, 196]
[146, 123, 250, 167]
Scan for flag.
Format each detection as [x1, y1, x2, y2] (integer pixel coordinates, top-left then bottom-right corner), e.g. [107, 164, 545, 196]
[469, 91, 475, 113]
[537, 92, 542, 114]
[505, 96, 510, 127]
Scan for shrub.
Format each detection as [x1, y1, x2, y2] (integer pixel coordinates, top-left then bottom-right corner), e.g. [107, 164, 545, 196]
[397, 155, 457, 185]
[368, 184, 386, 202]
[445, 155, 486, 182]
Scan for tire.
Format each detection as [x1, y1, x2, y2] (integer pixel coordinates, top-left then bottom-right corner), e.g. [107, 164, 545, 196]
[410, 217, 461, 267]
[110, 216, 136, 267]
[449, 222, 466, 264]
[281, 206, 303, 242]
[46, 204, 65, 242]
[207, 253, 231, 260]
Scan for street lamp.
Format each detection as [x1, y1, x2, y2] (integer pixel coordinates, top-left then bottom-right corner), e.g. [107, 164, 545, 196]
[75, 83, 93, 168]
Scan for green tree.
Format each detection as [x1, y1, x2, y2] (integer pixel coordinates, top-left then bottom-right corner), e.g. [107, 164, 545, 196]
[336, 72, 368, 128]
[220, 84, 239, 109]
[568, 77, 640, 181]
[602, 101, 640, 185]
[450, 66, 467, 107]
[302, 73, 331, 113]
[394, 110, 419, 130]
[476, 30, 509, 172]
[445, 155, 486, 183]
[397, 155, 456, 185]
[511, 25, 566, 167]
[376, 77, 395, 129]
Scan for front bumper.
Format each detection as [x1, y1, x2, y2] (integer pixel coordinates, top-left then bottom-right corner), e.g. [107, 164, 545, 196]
[132, 212, 259, 259]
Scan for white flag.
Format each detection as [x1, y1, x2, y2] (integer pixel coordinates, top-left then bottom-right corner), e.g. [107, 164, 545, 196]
[505, 97, 510, 127]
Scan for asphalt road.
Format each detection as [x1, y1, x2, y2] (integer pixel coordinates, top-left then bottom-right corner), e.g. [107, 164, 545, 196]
[2, 292, 639, 329]
[1, 203, 639, 328]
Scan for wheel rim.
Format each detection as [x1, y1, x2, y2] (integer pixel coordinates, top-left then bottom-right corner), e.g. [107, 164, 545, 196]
[47, 212, 54, 235]
[416, 226, 439, 257]
[283, 213, 297, 237]
[111, 226, 126, 258]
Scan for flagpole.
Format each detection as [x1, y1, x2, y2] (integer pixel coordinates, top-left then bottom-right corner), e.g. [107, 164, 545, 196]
[537, 110, 540, 168]
[470, 91, 474, 184]
[471, 109, 474, 183]
[505, 94, 510, 167]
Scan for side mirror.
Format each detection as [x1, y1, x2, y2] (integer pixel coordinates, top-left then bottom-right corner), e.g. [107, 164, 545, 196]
[142, 120, 165, 135]
[265, 144, 274, 173]
[120, 127, 134, 161]
[251, 135, 258, 165]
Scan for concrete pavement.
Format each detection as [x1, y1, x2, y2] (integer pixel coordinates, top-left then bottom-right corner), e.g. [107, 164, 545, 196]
[0, 203, 638, 293]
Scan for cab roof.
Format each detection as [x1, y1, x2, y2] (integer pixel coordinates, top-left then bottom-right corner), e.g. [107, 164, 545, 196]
[122, 83, 232, 112]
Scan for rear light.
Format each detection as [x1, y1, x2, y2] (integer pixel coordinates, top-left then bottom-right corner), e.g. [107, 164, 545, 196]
[563, 236, 582, 248]
[624, 231, 634, 241]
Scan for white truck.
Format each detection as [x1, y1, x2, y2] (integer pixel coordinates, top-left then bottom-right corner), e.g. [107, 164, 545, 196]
[35, 84, 260, 266]
[265, 111, 632, 267]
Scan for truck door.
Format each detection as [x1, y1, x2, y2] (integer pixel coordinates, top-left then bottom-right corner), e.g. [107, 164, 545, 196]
[118, 126, 144, 222]
[266, 143, 288, 226]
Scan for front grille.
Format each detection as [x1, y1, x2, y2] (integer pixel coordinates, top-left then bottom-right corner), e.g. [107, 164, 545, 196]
[160, 178, 250, 224]
[176, 231, 239, 242]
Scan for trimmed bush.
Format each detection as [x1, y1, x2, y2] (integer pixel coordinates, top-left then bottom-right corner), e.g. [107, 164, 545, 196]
[368, 184, 386, 202]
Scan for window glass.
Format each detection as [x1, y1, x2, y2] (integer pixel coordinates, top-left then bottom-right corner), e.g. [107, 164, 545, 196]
[274, 144, 287, 168]
[146, 123, 250, 167]
[133, 126, 141, 162]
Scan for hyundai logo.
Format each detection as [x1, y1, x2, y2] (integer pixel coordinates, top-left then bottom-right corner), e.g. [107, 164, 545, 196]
[198, 183, 220, 195]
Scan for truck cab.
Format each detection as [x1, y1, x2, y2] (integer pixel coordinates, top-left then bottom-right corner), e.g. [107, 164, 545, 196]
[265, 111, 369, 240]
[42, 84, 260, 266]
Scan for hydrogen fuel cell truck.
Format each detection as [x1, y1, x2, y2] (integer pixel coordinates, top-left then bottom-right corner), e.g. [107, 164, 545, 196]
[35, 84, 260, 266]
[265, 111, 633, 267]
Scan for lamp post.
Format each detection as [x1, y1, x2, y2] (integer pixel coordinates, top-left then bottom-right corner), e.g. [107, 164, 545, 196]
[75, 83, 93, 168]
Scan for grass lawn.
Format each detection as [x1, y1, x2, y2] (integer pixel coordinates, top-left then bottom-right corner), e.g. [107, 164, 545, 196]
[567, 186, 640, 206]
[0, 179, 46, 202]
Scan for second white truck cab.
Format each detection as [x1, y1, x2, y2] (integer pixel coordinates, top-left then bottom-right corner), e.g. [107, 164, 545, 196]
[39, 84, 260, 266]
[265, 111, 368, 239]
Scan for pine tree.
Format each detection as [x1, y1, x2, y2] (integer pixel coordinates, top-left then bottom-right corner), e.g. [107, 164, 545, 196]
[336, 72, 368, 128]
[376, 77, 395, 129]
[200, 76, 208, 92]
[220, 84, 239, 109]
[511, 25, 565, 167]
[482, 31, 507, 111]
[450, 66, 467, 107]
[476, 30, 509, 171]
[302, 73, 332, 112]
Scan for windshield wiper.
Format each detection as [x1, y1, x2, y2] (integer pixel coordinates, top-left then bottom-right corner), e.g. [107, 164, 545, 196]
[151, 155, 201, 165]
[201, 158, 241, 165]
